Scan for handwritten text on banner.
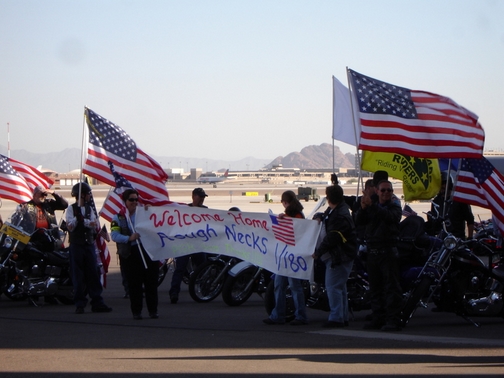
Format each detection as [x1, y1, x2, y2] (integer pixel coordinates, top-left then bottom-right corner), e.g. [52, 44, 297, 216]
[135, 205, 321, 280]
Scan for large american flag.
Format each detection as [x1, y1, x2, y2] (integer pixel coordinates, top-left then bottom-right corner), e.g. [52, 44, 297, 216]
[269, 214, 296, 246]
[348, 69, 485, 158]
[7, 156, 54, 190]
[0, 155, 52, 203]
[453, 157, 504, 236]
[83, 108, 170, 206]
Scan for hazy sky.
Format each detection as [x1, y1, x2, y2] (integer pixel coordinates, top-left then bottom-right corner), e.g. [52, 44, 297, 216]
[1, 0, 503, 163]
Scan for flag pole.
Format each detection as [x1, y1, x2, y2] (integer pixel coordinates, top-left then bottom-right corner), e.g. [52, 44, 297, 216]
[332, 139, 336, 175]
[331, 77, 336, 175]
[78, 106, 89, 200]
[7, 122, 10, 158]
[443, 158, 461, 219]
[346, 67, 363, 196]
[125, 210, 148, 269]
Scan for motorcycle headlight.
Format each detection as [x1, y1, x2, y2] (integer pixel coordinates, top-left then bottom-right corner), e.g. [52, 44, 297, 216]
[443, 235, 458, 250]
[3, 237, 12, 249]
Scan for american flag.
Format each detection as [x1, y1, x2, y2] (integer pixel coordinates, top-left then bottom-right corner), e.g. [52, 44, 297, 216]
[82, 108, 170, 205]
[453, 157, 504, 236]
[84, 177, 111, 287]
[402, 204, 418, 218]
[6, 156, 54, 190]
[348, 69, 485, 158]
[99, 161, 135, 222]
[269, 214, 296, 246]
[0, 155, 37, 203]
[99, 161, 178, 222]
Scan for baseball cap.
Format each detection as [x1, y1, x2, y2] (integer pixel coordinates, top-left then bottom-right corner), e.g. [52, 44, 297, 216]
[192, 188, 208, 197]
[33, 186, 48, 196]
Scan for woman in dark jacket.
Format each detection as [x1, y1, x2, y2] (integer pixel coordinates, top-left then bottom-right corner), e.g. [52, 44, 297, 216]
[313, 185, 357, 327]
[111, 189, 159, 320]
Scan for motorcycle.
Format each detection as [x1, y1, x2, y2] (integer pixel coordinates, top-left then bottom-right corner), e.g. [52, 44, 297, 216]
[400, 228, 504, 327]
[188, 254, 241, 302]
[0, 208, 73, 305]
[221, 261, 272, 306]
[401, 202, 504, 327]
[157, 254, 204, 287]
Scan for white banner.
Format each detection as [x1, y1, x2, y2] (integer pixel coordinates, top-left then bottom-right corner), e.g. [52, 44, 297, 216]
[135, 205, 321, 280]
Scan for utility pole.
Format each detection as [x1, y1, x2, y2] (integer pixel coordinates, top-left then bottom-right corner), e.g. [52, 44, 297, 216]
[7, 122, 10, 158]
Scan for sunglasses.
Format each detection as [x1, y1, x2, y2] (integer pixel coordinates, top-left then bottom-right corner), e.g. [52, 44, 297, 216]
[40, 193, 48, 197]
[380, 188, 393, 193]
[127, 198, 139, 202]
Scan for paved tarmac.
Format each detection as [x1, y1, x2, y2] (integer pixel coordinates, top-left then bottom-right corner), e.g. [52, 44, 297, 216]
[1, 251, 504, 378]
[0, 184, 502, 377]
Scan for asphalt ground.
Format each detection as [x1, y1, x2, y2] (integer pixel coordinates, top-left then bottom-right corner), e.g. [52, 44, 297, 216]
[0, 184, 502, 377]
[1, 254, 504, 377]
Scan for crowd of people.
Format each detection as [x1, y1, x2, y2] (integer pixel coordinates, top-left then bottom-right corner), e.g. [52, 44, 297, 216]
[3, 171, 476, 330]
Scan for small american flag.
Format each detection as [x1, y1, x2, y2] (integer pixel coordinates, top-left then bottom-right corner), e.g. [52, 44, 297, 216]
[99, 161, 172, 222]
[269, 214, 296, 246]
[99, 161, 134, 221]
[348, 69, 485, 158]
[453, 157, 504, 236]
[84, 177, 111, 287]
[402, 204, 418, 217]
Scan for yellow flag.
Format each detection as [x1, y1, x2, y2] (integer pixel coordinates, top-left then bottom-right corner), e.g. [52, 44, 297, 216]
[361, 151, 441, 201]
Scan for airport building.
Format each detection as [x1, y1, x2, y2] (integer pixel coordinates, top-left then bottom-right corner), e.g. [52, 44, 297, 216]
[42, 152, 504, 187]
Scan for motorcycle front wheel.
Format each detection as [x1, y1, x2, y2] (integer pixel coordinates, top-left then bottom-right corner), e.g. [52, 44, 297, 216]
[222, 267, 257, 306]
[189, 260, 227, 302]
[400, 275, 433, 326]
[2, 272, 28, 301]
[157, 260, 169, 287]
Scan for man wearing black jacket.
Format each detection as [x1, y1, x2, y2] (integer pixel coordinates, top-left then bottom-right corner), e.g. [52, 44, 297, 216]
[356, 180, 403, 331]
[19, 186, 68, 230]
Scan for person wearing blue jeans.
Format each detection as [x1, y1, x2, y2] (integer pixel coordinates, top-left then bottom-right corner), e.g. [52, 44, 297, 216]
[264, 191, 308, 326]
[266, 275, 308, 325]
[323, 258, 354, 325]
[312, 184, 357, 328]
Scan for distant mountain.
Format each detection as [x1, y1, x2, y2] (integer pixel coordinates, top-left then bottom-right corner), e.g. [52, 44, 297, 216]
[0, 145, 271, 173]
[0, 143, 354, 173]
[266, 143, 355, 169]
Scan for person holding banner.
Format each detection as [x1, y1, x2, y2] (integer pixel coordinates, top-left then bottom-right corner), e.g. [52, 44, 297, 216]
[312, 185, 357, 328]
[263, 191, 308, 326]
[168, 187, 209, 304]
[111, 188, 159, 320]
[66, 182, 112, 315]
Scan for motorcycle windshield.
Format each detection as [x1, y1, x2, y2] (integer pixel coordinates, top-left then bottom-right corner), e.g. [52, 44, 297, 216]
[8, 206, 37, 235]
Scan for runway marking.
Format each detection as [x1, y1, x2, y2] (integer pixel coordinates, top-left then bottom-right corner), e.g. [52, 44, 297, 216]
[310, 329, 504, 347]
